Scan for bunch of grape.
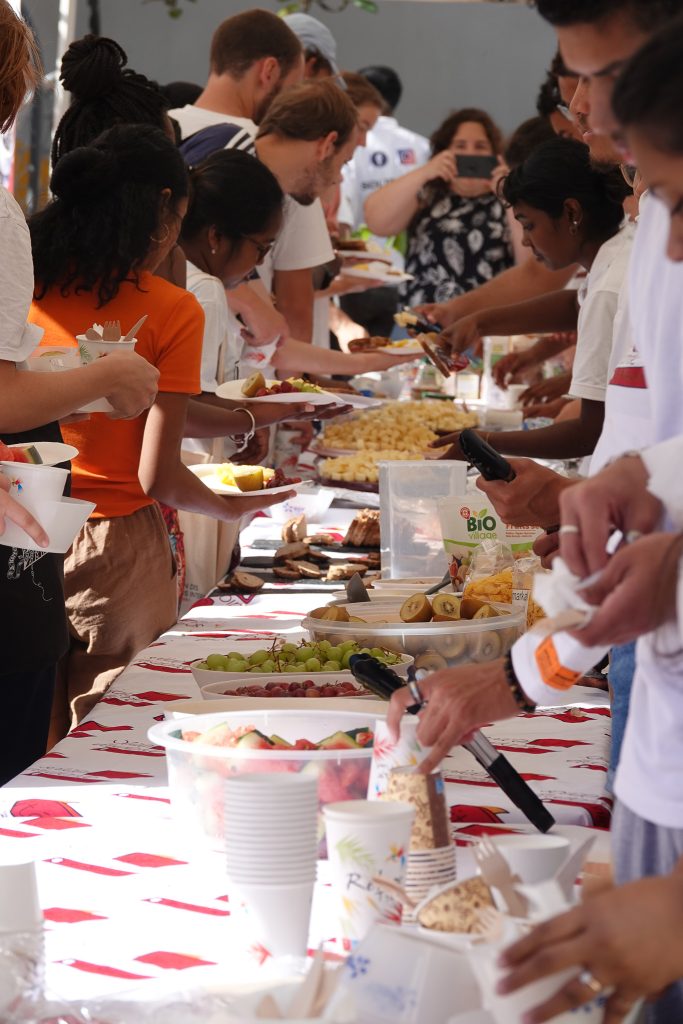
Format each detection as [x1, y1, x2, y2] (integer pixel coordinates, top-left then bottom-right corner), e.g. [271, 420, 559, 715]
[195, 639, 402, 675]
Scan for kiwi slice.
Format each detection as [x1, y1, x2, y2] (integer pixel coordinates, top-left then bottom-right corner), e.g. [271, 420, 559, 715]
[460, 596, 488, 619]
[434, 633, 468, 661]
[309, 605, 350, 622]
[469, 630, 503, 663]
[473, 604, 499, 619]
[415, 650, 448, 673]
[400, 593, 433, 623]
[241, 371, 266, 397]
[431, 593, 461, 621]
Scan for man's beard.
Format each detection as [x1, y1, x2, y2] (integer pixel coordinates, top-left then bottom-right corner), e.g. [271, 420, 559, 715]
[253, 81, 282, 125]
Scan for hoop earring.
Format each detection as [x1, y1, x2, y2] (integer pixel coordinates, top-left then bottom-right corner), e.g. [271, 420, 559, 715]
[150, 224, 170, 244]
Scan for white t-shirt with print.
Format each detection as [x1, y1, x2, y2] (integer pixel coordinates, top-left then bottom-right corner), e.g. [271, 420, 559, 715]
[0, 186, 44, 362]
[568, 221, 635, 404]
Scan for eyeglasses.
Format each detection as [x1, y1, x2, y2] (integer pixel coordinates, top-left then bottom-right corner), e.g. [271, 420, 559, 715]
[620, 164, 638, 189]
[556, 103, 574, 123]
[242, 235, 274, 261]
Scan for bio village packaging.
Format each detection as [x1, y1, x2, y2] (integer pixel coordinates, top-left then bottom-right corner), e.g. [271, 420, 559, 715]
[437, 497, 543, 624]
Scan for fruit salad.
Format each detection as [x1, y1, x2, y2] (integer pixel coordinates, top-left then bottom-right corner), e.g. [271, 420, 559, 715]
[241, 371, 325, 398]
[182, 722, 374, 751]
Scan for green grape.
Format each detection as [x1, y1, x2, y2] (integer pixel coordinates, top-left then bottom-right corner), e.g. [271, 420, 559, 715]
[295, 647, 313, 662]
[323, 660, 341, 672]
[227, 658, 247, 672]
[285, 662, 301, 672]
[339, 640, 356, 654]
[327, 646, 343, 661]
[249, 649, 269, 666]
[370, 647, 386, 660]
[341, 650, 354, 669]
[281, 642, 298, 654]
[305, 657, 321, 672]
[261, 659, 275, 673]
[206, 653, 229, 670]
[194, 661, 209, 670]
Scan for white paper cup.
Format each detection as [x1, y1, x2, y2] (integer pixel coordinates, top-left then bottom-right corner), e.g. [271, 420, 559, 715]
[0, 496, 94, 554]
[26, 346, 81, 373]
[469, 944, 604, 1024]
[488, 834, 570, 885]
[367, 717, 425, 800]
[0, 462, 68, 513]
[232, 880, 315, 958]
[76, 335, 136, 365]
[502, 383, 528, 410]
[0, 862, 42, 934]
[323, 799, 415, 945]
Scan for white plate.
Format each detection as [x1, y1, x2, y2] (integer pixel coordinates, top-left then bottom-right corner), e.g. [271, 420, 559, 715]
[189, 463, 314, 497]
[338, 248, 393, 264]
[216, 379, 345, 406]
[8, 441, 78, 466]
[378, 342, 424, 356]
[343, 261, 413, 285]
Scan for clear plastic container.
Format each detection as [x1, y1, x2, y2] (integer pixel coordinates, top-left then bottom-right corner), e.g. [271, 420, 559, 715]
[149, 709, 377, 854]
[379, 460, 468, 580]
[302, 602, 524, 671]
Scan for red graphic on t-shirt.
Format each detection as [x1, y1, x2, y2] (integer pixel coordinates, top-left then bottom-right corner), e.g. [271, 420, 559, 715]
[609, 365, 647, 389]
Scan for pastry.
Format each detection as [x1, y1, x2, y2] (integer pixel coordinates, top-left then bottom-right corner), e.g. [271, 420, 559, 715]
[343, 509, 381, 548]
[274, 542, 309, 564]
[281, 514, 307, 543]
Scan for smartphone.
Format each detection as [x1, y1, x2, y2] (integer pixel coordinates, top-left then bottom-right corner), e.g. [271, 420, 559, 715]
[458, 428, 516, 482]
[456, 154, 499, 179]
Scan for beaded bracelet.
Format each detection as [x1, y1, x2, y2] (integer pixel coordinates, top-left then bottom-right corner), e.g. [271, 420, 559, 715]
[503, 651, 537, 713]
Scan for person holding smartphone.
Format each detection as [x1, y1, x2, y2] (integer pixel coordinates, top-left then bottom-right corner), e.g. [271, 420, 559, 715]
[364, 108, 514, 307]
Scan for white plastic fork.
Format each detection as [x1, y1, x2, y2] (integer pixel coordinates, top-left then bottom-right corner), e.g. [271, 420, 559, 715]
[474, 836, 528, 918]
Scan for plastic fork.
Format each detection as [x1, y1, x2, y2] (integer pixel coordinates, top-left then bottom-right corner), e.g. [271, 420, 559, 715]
[102, 319, 121, 341]
[554, 834, 596, 900]
[475, 905, 505, 943]
[474, 836, 528, 918]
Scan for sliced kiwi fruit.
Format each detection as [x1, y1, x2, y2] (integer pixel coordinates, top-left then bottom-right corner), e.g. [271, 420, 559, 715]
[473, 604, 499, 619]
[309, 605, 350, 622]
[431, 593, 461, 621]
[433, 633, 468, 661]
[400, 593, 433, 623]
[415, 650, 448, 673]
[460, 596, 488, 619]
[469, 630, 503, 663]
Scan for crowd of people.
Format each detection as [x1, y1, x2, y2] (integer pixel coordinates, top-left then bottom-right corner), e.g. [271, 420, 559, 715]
[2, 0, 683, 1019]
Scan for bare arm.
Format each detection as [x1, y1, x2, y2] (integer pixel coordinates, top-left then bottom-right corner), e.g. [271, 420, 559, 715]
[418, 260, 578, 328]
[0, 352, 158, 433]
[184, 392, 315, 438]
[364, 151, 457, 237]
[273, 267, 314, 343]
[227, 279, 288, 347]
[139, 392, 294, 521]
[271, 337, 417, 378]
[440, 289, 580, 355]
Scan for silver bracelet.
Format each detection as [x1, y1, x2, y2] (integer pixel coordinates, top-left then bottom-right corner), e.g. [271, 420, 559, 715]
[232, 406, 256, 452]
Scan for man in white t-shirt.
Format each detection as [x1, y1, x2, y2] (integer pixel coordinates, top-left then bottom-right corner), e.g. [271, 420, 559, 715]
[171, 10, 339, 346]
[339, 66, 431, 336]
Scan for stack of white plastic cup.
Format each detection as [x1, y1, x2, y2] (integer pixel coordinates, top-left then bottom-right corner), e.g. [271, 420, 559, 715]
[225, 773, 318, 958]
[0, 862, 45, 1012]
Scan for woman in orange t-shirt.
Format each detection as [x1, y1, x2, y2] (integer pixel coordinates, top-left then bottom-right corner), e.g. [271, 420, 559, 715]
[29, 124, 296, 734]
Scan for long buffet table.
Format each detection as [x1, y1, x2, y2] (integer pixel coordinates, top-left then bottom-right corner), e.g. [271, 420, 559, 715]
[0, 507, 613, 1009]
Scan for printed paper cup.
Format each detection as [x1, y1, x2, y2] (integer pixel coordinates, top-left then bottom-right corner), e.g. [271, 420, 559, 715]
[0, 462, 68, 511]
[323, 799, 415, 946]
[367, 717, 425, 800]
[385, 766, 451, 851]
[0, 497, 94, 555]
[231, 880, 315, 959]
[76, 334, 137, 365]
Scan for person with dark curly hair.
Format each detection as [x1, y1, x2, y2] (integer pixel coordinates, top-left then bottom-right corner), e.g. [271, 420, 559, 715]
[365, 107, 514, 307]
[28, 125, 297, 740]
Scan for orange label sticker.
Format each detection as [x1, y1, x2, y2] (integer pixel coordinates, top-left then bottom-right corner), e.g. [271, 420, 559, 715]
[534, 636, 582, 691]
